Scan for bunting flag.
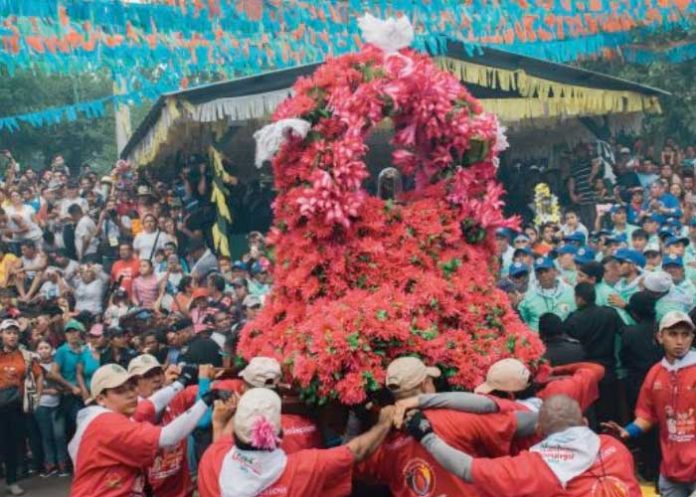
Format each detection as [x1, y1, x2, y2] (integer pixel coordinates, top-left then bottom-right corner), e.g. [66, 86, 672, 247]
[621, 41, 696, 64]
[0, 0, 693, 132]
[0, 0, 693, 81]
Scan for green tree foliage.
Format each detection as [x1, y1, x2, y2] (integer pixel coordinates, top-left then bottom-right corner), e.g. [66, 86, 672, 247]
[578, 29, 696, 146]
[0, 70, 117, 172]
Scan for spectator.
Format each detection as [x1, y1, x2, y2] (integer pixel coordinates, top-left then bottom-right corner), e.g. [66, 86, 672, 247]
[70, 265, 108, 316]
[188, 238, 218, 283]
[16, 240, 47, 302]
[538, 313, 585, 366]
[133, 213, 171, 262]
[518, 257, 576, 331]
[110, 241, 140, 297]
[34, 340, 70, 477]
[100, 327, 137, 369]
[69, 205, 99, 263]
[132, 259, 159, 309]
[0, 319, 44, 496]
[564, 282, 623, 425]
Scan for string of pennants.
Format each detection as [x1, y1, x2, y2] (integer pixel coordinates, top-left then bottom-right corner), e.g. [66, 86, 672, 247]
[0, 0, 694, 132]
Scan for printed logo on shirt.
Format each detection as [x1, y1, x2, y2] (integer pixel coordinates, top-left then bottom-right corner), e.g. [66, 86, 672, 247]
[653, 380, 663, 391]
[665, 406, 695, 443]
[589, 475, 629, 497]
[403, 458, 435, 497]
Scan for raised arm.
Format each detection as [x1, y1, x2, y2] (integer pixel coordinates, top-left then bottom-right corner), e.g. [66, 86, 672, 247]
[345, 406, 394, 462]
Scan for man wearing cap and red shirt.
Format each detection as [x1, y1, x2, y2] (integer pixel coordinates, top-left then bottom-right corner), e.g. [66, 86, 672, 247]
[394, 357, 604, 453]
[197, 357, 323, 455]
[518, 256, 576, 331]
[69, 363, 224, 497]
[198, 388, 394, 497]
[358, 357, 537, 497]
[128, 354, 199, 497]
[406, 394, 642, 497]
[603, 310, 696, 497]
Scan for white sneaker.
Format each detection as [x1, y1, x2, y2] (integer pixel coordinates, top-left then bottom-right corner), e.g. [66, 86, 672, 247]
[6, 484, 25, 496]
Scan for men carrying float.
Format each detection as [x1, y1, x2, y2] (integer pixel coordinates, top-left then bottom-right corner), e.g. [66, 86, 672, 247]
[197, 388, 394, 497]
[356, 357, 538, 497]
[404, 395, 642, 497]
[68, 364, 226, 497]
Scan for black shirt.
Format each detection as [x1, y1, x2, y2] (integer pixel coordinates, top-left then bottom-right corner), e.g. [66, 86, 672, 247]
[542, 335, 586, 366]
[620, 320, 662, 378]
[100, 347, 138, 369]
[180, 335, 222, 367]
[564, 304, 622, 375]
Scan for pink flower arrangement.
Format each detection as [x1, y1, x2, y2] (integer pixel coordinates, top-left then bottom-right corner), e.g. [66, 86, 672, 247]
[238, 43, 543, 405]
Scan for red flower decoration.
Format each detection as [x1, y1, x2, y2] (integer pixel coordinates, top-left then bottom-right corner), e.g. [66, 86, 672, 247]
[239, 43, 542, 405]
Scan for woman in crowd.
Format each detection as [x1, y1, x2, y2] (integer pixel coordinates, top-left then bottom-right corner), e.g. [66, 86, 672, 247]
[0, 319, 44, 496]
[174, 275, 195, 316]
[34, 339, 70, 478]
[4, 188, 43, 248]
[133, 213, 172, 262]
[76, 324, 106, 402]
[68, 266, 107, 316]
[132, 259, 159, 309]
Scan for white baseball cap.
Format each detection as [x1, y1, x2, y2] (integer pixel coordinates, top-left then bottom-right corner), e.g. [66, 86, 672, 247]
[643, 271, 673, 294]
[0, 319, 20, 331]
[474, 358, 531, 394]
[386, 357, 441, 394]
[239, 357, 282, 388]
[234, 388, 282, 447]
[659, 311, 695, 332]
[89, 364, 132, 400]
[127, 354, 162, 377]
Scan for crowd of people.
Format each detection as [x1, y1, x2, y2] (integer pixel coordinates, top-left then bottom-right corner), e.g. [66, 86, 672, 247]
[0, 137, 692, 497]
[0, 151, 271, 496]
[495, 138, 696, 496]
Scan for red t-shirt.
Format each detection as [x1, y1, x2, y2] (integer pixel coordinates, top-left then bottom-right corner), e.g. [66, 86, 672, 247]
[211, 379, 322, 454]
[538, 362, 605, 412]
[635, 361, 696, 482]
[357, 410, 516, 497]
[132, 387, 199, 497]
[471, 435, 642, 497]
[111, 258, 141, 296]
[198, 437, 354, 497]
[70, 412, 161, 497]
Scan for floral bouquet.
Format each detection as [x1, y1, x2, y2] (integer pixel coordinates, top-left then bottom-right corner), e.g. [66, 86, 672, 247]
[238, 15, 543, 405]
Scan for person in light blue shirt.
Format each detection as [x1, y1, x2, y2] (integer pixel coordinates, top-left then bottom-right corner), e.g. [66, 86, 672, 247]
[609, 204, 638, 240]
[662, 255, 696, 309]
[555, 244, 577, 286]
[518, 257, 576, 332]
[643, 269, 693, 322]
[640, 213, 663, 245]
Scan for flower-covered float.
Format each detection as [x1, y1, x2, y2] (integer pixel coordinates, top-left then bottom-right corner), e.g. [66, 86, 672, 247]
[239, 14, 544, 405]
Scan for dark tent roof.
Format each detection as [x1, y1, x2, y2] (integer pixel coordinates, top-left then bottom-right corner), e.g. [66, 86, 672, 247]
[122, 39, 668, 161]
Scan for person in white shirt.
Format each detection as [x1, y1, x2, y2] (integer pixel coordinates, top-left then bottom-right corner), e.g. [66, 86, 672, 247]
[58, 182, 88, 220]
[4, 189, 43, 243]
[133, 214, 172, 261]
[69, 205, 99, 263]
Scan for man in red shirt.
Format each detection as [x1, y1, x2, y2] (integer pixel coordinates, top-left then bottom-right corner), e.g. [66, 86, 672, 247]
[407, 394, 642, 497]
[197, 388, 393, 497]
[603, 310, 695, 497]
[128, 355, 198, 497]
[356, 357, 536, 497]
[207, 356, 322, 454]
[110, 242, 140, 297]
[68, 364, 223, 497]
